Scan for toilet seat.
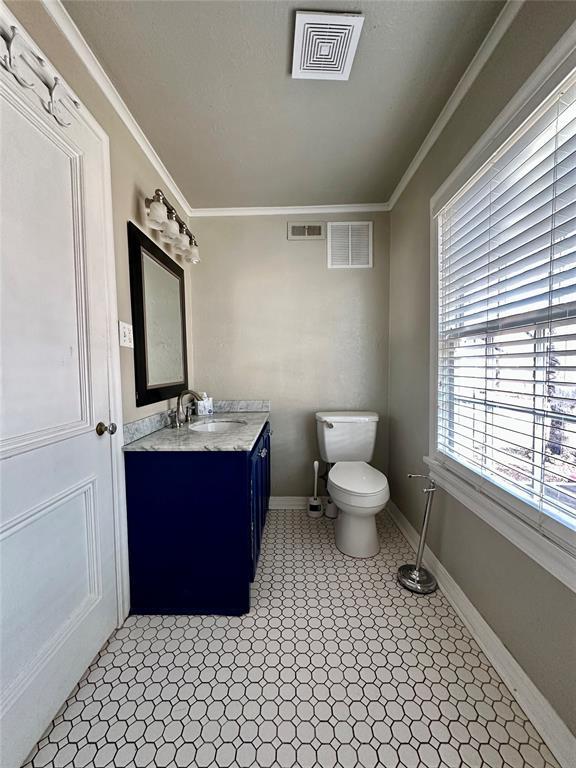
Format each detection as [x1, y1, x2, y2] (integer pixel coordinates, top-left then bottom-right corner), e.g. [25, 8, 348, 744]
[328, 462, 389, 511]
[329, 461, 388, 496]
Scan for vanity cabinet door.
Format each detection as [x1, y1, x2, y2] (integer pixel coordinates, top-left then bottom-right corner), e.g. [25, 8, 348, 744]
[249, 438, 263, 581]
[249, 423, 271, 581]
[263, 428, 271, 522]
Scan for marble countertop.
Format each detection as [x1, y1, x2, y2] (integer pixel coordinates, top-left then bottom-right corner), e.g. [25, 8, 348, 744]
[123, 412, 269, 453]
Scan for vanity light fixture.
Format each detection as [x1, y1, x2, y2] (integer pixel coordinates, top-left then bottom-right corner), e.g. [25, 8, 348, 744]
[144, 188, 200, 263]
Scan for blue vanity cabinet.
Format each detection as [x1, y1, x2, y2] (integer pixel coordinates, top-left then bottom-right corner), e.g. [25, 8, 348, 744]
[125, 421, 270, 616]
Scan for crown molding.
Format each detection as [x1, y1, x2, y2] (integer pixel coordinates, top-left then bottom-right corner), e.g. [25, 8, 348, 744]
[387, 0, 524, 209]
[40, 0, 524, 219]
[41, 0, 194, 217]
[188, 202, 390, 218]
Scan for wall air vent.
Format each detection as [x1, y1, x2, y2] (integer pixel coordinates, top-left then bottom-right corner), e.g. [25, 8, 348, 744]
[327, 222, 373, 269]
[292, 12, 365, 81]
[287, 222, 326, 240]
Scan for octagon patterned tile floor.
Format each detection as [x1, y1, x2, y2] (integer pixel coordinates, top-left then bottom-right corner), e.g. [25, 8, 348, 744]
[23, 510, 559, 768]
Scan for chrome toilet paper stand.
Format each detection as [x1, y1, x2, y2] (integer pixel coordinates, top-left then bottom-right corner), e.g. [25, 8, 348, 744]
[397, 473, 438, 594]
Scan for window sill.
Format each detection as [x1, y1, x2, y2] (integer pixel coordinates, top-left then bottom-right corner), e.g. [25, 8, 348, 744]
[424, 455, 576, 594]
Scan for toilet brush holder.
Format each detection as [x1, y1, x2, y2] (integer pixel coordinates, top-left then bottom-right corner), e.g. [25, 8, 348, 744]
[397, 474, 438, 595]
[308, 460, 323, 518]
[324, 499, 337, 519]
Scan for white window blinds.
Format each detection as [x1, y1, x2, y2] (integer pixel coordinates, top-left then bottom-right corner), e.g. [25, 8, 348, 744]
[436, 71, 576, 549]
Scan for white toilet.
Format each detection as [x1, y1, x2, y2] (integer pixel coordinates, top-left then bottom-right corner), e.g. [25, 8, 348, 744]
[316, 411, 390, 558]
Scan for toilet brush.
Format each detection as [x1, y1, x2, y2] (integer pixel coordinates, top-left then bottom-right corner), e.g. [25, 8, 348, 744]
[307, 461, 323, 518]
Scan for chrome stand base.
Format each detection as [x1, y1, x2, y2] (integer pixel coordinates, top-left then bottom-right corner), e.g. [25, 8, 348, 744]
[397, 564, 438, 595]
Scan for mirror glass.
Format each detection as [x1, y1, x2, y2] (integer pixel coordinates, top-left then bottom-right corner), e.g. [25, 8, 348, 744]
[142, 250, 184, 387]
[128, 222, 188, 407]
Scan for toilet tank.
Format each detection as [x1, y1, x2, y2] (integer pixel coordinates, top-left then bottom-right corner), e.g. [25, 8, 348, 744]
[316, 411, 379, 462]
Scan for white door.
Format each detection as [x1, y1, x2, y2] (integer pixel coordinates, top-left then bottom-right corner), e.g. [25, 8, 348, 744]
[0, 17, 121, 768]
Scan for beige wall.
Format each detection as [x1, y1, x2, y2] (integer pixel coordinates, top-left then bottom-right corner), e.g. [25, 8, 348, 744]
[388, 1, 576, 733]
[7, 1, 194, 426]
[192, 214, 389, 495]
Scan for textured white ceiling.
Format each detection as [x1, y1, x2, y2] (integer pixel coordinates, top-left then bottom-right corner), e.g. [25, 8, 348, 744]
[63, 0, 504, 208]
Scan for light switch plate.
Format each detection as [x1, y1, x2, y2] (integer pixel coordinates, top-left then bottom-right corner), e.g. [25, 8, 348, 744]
[119, 321, 134, 348]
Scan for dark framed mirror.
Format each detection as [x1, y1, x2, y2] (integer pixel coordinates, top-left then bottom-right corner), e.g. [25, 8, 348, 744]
[127, 222, 188, 406]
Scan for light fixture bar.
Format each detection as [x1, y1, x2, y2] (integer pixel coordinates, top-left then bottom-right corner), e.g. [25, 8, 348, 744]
[145, 188, 198, 248]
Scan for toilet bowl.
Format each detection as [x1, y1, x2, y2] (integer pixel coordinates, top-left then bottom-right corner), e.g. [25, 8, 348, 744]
[328, 461, 390, 558]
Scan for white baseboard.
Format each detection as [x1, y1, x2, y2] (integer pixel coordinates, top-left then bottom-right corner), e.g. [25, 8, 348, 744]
[387, 502, 575, 768]
[269, 496, 309, 510]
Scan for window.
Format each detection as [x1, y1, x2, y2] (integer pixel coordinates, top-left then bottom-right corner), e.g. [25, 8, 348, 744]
[434, 69, 576, 556]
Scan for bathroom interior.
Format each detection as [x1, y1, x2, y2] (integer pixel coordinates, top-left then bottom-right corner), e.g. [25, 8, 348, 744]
[1, 1, 576, 767]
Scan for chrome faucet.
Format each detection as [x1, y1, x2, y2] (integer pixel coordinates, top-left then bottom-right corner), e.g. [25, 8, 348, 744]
[175, 389, 203, 428]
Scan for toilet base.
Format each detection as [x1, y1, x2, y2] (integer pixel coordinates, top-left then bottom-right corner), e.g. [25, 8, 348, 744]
[335, 511, 380, 558]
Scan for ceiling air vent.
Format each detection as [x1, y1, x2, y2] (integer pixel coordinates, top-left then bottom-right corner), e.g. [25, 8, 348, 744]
[327, 222, 373, 269]
[292, 12, 365, 81]
[287, 222, 326, 240]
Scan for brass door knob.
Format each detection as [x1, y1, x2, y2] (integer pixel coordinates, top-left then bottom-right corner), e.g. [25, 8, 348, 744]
[96, 421, 117, 436]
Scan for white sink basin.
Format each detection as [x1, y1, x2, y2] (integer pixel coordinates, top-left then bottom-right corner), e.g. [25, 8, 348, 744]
[189, 420, 247, 433]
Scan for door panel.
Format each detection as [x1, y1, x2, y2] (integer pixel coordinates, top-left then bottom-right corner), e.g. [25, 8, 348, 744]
[0, 102, 87, 444]
[0, 15, 119, 768]
[2, 479, 99, 686]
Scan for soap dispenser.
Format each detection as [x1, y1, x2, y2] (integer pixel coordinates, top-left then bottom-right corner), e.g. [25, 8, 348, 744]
[196, 393, 214, 416]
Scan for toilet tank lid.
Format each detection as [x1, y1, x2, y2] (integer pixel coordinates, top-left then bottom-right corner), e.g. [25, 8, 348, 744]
[316, 411, 379, 423]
